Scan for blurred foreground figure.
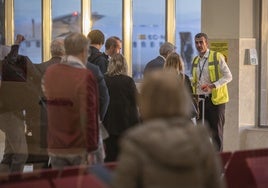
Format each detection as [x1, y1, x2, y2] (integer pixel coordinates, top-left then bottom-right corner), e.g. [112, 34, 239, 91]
[0, 34, 39, 173]
[42, 33, 99, 169]
[112, 70, 225, 188]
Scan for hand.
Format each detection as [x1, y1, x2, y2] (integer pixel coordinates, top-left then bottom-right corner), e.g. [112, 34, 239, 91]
[15, 34, 25, 45]
[201, 84, 215, 92]
[201, 84, 209, 92]
[208, 84, 216, 89]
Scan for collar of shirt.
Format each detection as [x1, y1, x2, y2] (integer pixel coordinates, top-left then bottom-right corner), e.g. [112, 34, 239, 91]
[61, 55, 86, 69]
[199, 49, 210, 59]
[159, 55, 166, 61]
[196, 49, 211, 95]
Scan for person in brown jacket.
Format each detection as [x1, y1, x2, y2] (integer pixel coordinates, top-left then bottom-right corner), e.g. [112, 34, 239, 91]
[112, 70, 225, 188]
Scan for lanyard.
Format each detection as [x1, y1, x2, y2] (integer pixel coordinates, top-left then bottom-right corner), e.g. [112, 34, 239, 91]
[198, 57, 208, 81]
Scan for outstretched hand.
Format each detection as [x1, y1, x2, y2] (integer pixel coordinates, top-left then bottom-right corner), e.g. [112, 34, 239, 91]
[15, 34, 25, 45]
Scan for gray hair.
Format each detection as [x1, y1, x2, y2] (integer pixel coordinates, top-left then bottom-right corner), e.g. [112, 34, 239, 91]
[64, 32, 89, 56]
[159, 42, 176, 58]
[50, 38, 65, 57]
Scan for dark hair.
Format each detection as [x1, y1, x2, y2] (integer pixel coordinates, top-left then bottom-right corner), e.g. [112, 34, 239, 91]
[194, 33, 208, 41]
[105, 36, 121, 50]
[87, 29, 105, 45]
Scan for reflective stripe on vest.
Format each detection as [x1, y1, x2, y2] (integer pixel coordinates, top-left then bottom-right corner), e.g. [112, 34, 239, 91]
[191, 51, 229, 105]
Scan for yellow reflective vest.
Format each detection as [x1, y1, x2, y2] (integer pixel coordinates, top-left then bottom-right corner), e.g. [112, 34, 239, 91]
[191, 50, 229, 105]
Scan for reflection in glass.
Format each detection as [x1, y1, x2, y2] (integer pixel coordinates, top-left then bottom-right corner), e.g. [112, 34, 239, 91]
[14, 0, 42, 63]
[0, 0, 5, 45]
[176, 0, 201, 75]
[132, 0, 165, 81]
[52, 0, 81, 39]
[91, 0, 122, 52]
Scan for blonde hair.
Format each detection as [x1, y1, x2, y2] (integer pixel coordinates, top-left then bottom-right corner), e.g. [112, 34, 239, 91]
[164, 52, 185, 73]
[106, 54, 128, 76]
[139, 70, 192, 121]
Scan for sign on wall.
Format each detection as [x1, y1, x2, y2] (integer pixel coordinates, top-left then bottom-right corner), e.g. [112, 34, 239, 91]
[210, 41, 228, 62]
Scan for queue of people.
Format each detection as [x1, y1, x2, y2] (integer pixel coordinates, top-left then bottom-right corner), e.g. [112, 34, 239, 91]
[0, 30, 232, 187]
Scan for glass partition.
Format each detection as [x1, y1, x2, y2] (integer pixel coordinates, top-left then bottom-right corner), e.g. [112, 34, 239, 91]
[14, 0, 42, 63]
[132, 0, 165, 81]
[0, 0, 5, 45]
[91, 0, 122, 52]
[176, 0, 201, 76]
[52, 0, 81, 39]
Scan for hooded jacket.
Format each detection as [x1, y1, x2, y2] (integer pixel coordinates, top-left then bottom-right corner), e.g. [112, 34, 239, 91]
[112, 118, 225, 188]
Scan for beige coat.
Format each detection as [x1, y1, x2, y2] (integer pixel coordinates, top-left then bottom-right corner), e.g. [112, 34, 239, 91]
[112, 118, 225, 188]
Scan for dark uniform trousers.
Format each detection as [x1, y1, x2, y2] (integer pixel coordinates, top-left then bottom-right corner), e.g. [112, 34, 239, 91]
[198, 95, 225, 152]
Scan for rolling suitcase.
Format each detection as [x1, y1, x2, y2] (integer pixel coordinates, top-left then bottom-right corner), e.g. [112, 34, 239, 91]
[193, 94, 206, 125]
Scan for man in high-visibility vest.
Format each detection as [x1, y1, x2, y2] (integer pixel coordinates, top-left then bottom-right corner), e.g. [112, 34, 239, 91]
[191, 33, 232, 151]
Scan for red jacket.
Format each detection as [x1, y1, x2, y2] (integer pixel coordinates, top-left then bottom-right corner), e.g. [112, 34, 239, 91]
[43, 63, 99, 154]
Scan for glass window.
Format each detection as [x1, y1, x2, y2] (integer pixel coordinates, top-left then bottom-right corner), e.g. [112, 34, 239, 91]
[52, 0, 81, 39]
[26, 41, 31, 47]
[133, 41, 137, 48]
[14, 0, 42, 63]
[132, 0, 165, 81]
[176, 0, 201, 75]
[141, 41, 146, 48]
[150, 41, 155, 48]
[91, 0, 122, 52]
[36, 40, 40, 48]
[0, 0, 5, 45]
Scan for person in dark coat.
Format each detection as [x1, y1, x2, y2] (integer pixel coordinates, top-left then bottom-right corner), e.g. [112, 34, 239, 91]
[86, 62, 109, 164]
[143, 42, 176, 75]
[36, 38, 65, 74]
[35, 38, 65, 150]
[87, 29, 110, 164]
[103, 54, 139, 162]
[87, 29, 108, 74]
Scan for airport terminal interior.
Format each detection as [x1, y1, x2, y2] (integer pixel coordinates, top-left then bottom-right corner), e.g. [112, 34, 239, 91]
[0, 0, 268, 187]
